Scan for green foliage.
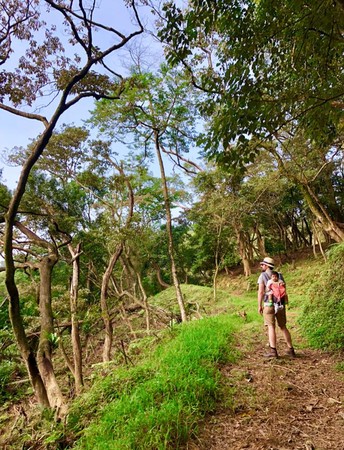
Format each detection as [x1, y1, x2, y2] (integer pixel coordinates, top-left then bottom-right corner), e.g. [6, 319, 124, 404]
[336, 361, 344, 372]
[159, 0, 344, 165]
[4, 247, 344, 449]
[299, 244, 344, 350]
[89, 65, 202, 175]
[0, 275, 25, 404]
[0, 361, 16, 402]
[0, 179, 11, 213]
[67, 314, 240, 449]
[0, 360, 27, 403]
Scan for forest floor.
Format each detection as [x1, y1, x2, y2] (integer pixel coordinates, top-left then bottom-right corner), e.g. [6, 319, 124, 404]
[187, 309, 344, 450]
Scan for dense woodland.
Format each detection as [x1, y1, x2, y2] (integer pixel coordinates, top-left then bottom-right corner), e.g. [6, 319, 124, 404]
[0, 0, 343, 447]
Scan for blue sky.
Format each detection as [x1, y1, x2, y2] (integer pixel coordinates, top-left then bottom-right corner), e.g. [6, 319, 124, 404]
[0, 0, 164, 189]
[1, 102, 95, 188]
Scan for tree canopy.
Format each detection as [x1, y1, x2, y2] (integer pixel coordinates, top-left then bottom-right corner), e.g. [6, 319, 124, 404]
[159, 0, 344, 164]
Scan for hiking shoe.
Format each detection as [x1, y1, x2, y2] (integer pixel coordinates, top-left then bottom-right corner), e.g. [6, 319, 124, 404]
[264, 347, 278, 358]
[286, 347, 296, 357]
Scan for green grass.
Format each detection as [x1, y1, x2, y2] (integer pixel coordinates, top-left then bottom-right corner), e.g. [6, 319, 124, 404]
[149, 283, 232, 316]
[298, 244, 344, 350]
[67, 314, 241, 450]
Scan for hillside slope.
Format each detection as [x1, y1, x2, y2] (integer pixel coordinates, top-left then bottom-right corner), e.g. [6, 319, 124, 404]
[1, 249, 343, 449]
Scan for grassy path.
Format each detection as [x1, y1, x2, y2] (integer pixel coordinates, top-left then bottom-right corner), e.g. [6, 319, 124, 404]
[187, 305, 344, 450]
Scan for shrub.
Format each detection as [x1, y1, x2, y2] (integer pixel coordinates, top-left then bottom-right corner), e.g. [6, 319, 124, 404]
[0, 360, 27, 403]
[299, 243, 344, 350]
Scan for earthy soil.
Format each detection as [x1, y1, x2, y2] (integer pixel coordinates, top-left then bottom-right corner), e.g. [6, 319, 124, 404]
[187, 321, 344, 450]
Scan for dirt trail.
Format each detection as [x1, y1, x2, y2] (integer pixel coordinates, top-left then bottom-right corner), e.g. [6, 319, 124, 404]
[188, 324, 344, 450]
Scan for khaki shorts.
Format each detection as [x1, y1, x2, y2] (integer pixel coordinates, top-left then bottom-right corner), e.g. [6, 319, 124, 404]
[263, 305, 287, 328]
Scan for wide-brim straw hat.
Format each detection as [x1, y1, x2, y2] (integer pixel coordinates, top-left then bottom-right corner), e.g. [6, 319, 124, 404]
[260, 257, 274, 268]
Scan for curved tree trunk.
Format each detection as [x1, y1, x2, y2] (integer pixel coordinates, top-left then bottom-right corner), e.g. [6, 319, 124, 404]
[37, 254, 67, 415]
[99, 162, 135, 361]
[153, 263, 171, 289]
[7, 276, 49, 407]
[101, 244, 123, 362]
[4, 219, 49, 407]
[273, 148, 344, 244]
[120, 252, 151, 332]
[10, 220, 67, 413]
[301, 184, 344, 243]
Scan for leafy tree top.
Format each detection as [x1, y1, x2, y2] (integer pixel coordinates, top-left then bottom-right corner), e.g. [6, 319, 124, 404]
[159, 0, 344, 165]
[1, 0, 144, 110]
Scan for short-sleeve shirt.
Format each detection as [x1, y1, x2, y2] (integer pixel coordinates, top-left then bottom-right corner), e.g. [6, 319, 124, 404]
[257, 270, 271, 288]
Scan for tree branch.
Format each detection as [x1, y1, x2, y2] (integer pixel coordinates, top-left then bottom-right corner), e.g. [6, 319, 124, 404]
[0, 103, 48, 126]
[13, 221, 51, 249]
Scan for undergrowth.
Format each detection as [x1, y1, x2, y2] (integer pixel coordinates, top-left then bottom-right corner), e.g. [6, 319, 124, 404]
[3, 252, 341, 450]
[299, 243, 344, 350]
[64, 314, 241, 449]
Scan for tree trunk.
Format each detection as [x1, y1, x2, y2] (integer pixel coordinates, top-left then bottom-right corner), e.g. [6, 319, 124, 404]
[154, 130, 187, 322]
[119, 303, 137, 339]
[303, 218, 313, 246]
[9, 286, 50, 407]
[242, 257, 251, 278]
[4, 221, 49, 407]
[101, 244, 123, 362]
[213, 264, 220, 302]
[312, 221, 327, 261]
[153, 263, 171, 289]
[301, 184, 344, 243]
[137, 272, 151, 332]
[245, 231, 254, 262]
[213, 222, 223, 302]
[86, 261, 94, 294]
[121, 252, 151, 332]
[37, 254, 67, 415]
[68, 243, 83, 394]
[235, 226, 252, 277]
[255, 224, 266, 258]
